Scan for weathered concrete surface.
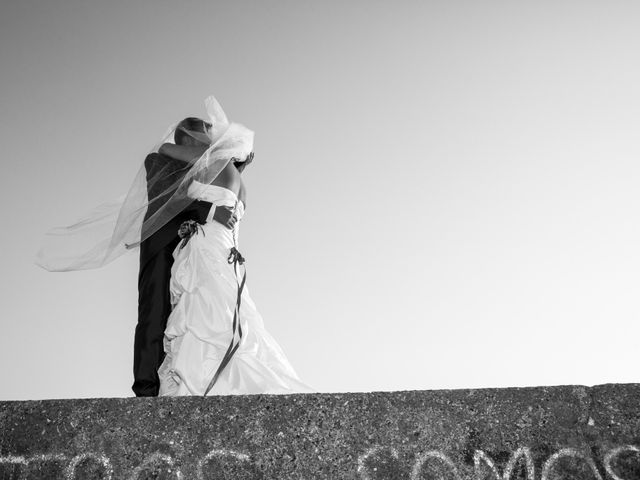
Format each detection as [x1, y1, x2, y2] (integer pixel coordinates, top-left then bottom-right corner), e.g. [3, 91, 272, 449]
[1, 384, 639, 479]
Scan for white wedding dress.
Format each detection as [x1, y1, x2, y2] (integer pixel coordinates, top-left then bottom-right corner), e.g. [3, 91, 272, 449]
[158, 182, 314, 396]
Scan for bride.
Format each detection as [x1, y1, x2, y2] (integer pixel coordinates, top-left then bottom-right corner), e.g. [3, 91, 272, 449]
[36, 95, 314, 397]
[155, 127, 312, 396]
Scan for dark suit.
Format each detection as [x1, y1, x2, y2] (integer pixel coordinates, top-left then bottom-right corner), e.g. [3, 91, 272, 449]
[132, 152, 212, 397]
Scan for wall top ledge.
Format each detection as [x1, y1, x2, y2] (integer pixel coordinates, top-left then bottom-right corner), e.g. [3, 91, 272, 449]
[1, 383, 639, 479]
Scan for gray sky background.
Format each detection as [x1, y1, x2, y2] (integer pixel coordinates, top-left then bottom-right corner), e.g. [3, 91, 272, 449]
[1, 1, 639, 400]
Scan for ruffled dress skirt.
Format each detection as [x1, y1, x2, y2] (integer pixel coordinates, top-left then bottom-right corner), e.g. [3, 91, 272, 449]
[158, 184, 314, 396]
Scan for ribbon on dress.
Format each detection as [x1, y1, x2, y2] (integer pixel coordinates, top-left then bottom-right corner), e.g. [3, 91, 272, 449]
[203, 246, 246, 396]
[177, 220, 205, 249]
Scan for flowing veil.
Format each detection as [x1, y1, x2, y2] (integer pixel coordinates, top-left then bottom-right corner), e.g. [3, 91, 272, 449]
[35, 96, 254, 272]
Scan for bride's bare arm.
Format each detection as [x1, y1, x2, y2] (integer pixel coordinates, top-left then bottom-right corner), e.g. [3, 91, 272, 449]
[158, 143, 209, 162]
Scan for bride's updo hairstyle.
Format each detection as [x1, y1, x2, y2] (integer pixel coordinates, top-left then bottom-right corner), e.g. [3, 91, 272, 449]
[175, 117, 212, 146]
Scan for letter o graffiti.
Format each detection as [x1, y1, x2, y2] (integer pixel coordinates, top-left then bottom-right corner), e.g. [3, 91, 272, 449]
[541, 448, 603, 480]
[196, 448, 250, 480]
[357, 446, 400, 480]
[64, 453, 113, 480]
[604, 445, 640, 480]
[410, 450, 461, 480]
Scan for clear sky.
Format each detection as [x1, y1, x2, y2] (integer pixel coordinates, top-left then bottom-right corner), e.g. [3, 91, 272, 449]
[1, 1, 639, 400]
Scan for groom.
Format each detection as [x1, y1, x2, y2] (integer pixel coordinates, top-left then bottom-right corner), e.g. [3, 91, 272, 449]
[132, 117, 235, 397]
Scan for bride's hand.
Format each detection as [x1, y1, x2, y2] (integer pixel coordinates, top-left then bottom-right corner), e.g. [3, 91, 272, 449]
[231, 152, 254, 173]
[231, 152, 254, 164]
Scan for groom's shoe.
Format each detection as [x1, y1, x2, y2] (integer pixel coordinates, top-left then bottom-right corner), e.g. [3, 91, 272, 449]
[132, 380, 159, 397]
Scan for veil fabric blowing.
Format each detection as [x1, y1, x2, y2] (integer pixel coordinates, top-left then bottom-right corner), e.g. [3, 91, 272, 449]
[36, 96, 255, 272]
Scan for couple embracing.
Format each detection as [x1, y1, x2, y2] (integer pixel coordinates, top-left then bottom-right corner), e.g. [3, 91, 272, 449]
[37, 96, 314, 397]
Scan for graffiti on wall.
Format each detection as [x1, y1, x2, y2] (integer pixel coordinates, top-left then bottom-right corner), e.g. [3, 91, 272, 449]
[0, 444, 638, 479]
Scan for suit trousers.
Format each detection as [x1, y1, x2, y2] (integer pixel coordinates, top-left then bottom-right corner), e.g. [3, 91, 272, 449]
[132, 234, 182, 397]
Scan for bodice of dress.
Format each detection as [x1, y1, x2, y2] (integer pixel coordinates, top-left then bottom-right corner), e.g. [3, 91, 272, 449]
[187, 180, 245, 224]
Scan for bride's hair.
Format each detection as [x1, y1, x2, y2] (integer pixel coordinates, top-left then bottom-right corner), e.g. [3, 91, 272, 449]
[174, 117, 212, 145]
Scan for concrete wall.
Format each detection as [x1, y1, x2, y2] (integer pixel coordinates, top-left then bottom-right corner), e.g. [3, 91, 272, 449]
[1, 383, 639, 479]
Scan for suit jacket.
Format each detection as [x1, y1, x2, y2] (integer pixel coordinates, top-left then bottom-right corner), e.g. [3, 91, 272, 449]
[139, 152, 212, 268]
